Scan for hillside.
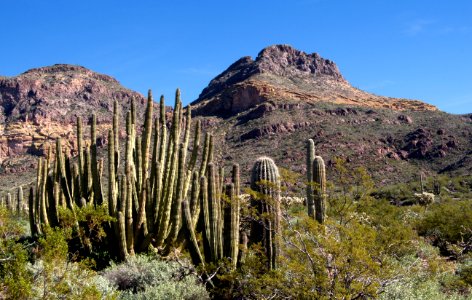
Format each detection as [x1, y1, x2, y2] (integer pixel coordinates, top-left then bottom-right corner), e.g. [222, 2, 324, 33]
[0, 64, 152, 175]
[191, 45, 472, 184]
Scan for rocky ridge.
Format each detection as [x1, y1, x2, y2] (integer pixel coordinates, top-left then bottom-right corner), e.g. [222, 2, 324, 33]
[0, 64, 148, 168]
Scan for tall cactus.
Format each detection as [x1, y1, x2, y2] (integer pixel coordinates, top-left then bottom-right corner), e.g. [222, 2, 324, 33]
[306, 139, 316, 218]
[420, 172, 425, 193]
[26, 87, 242, 268]
[250, 156, 281, 270]
[17, 186, 23, 216]
[90, 114, 103, 206]
[77, 116, 84, 197]
[223, 181, 240, 269]
[108, 130, 117, 218]
[313, 156, 326, 224]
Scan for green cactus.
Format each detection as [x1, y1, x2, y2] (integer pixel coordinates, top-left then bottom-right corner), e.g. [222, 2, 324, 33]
[108, 130, 117, 218]
[250, 156, 281, 270]
[306, 139, 316, 218]
[25, 87, 234, 267]
[125, 176, 135, 256]
[313, 156, 327, 224]
[141, 90, 154, 182]
[117, 211, 128, 260]
[199, 175, 211, 263]
[28, 187, 40, 236]
[420, 172, 425, 193]
[17, 186, 23, 216]
[77, 116, 84, 197]
[6, 193, 12, 211]
[90, 114, 103, 206]
[223, 182, 240, 269]
[155, 90, 181, 248]
[207, 162, 222, 261]
[113, 100, 120, 176]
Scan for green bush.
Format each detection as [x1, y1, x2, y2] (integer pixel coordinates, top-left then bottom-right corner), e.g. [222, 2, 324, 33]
[0, 207, 33, 299]
[416, 200, 472, 256]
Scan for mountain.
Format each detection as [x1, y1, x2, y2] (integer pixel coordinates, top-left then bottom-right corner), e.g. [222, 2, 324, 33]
[0, 64, 148, 174]
[191, 45, 471, 184]
[192, 44, 436, 117]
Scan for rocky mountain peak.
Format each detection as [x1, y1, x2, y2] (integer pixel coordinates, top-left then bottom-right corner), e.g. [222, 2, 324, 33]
[255, 44, 347, 83]
[192, 45, 437, 117]
[195, 44, 347, 102]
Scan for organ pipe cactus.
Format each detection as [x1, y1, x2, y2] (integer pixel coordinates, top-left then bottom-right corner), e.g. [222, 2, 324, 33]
[250, 156, 281, 270]
[26, 86, 245, 268]
[91, 114, 103, 207]
[17, 186, 23, 216]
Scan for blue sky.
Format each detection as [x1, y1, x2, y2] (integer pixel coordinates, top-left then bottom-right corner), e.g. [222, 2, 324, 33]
[1, 0, 471, 114]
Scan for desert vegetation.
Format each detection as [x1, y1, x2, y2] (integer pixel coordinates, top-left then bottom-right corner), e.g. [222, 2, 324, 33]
[0, 90, 471, 299]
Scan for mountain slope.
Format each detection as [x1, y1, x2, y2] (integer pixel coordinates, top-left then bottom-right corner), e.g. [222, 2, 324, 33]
[191, 45, 471, 184]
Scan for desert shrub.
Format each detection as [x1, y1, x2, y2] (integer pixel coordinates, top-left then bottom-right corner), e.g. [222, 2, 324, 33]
[1, 208, 114, 299]
[380, 274, 468, 300]
[228, 213, 415, 299]
[102, 254, 209, 299]
[58, 204, 115, 268]
[0, 207, 33, 299]
[380, 241, 470, 299]
[416, 199, 472, 256]
[29, 226, 117, 299]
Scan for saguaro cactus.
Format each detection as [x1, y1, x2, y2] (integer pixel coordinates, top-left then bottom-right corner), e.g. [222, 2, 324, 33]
[313, 156, 326, 224]
[250, 156, 281, 270]
[306, 139, 316, 218]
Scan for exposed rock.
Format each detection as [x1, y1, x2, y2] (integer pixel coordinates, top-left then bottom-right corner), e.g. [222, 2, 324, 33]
[446, 140, 458, 148]
[240, 121, 311, 141]
[0, 64, 149, 164]
[255, 44, 347, 82]
[397, 114, 413, 124]
[236, 102, 276, 125]
[402, 128, 434, 159]
[192, 44, 437, 118]
[197, 45, 346, 102]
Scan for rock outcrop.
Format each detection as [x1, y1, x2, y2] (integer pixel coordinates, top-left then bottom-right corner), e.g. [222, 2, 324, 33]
[192, 44, 437, 117]
[0, 64, 147, 164]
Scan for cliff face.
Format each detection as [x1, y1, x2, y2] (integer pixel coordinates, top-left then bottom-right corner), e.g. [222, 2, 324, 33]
[0, 64, 147, 168]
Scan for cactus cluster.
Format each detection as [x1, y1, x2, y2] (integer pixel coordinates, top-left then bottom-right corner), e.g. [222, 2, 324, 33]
[0, 186, 25, 216]
[24, 89, 247, 268]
